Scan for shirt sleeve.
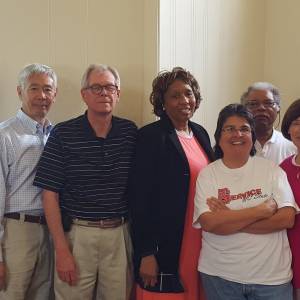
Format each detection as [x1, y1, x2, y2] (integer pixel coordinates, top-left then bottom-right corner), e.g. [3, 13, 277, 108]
[0, 134, 14, 261]
[193, 166, 216, 228]
[272, 165, 299, 211]
[33, 127, 66, 193]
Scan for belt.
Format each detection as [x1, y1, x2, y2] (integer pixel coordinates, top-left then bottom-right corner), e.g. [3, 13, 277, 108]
[4, 213, 46, 225]
[72, 217, 127, 229]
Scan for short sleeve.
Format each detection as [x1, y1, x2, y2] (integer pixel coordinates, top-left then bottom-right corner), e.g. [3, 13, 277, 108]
[272, 165, 299, 211]
[33, 127, 66, 193]
[193, 166, 215, 228]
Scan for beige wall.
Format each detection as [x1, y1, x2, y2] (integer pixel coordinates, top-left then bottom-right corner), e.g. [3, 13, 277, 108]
[159, 0, 300, 138]
[1, 0, 299, 131]
[160, 0, 266, 137]
[203, 0, 267, 137]
[264, 0, 300, 117]
[0, 0, 159, 127]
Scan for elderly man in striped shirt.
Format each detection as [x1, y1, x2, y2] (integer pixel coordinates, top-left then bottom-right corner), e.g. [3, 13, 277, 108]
[0, 63, 57, 300]
[34, 64, 137, 300]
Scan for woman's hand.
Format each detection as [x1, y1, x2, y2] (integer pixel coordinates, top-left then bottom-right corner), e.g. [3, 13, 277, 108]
[207, 197, 229, 212]
[139, 255, 159, 288]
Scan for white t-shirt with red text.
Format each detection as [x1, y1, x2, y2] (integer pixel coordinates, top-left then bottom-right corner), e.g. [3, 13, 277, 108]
[193, 156, 297, 285]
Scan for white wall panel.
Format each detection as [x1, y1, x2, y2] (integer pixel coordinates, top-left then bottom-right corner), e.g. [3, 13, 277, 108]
[159, 0, 265, 138]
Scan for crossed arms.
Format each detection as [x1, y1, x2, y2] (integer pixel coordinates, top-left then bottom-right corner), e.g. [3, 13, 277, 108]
[197, 197, 295, 235]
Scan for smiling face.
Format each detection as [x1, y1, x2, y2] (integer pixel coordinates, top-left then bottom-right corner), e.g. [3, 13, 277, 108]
[81, 70, 120, 116]
[163, 80, 196, 127]
[219, 115, 253, 164]
[17, 73, 57, 124]
[289, 117, 300, 152]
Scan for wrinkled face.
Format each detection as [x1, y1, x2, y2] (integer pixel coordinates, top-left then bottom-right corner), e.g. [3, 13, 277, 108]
[81, 70, 120, 115]
[245, 89, 279, 131]
[219, 116, 253, 159]
[288, 116, 300, 151]
[163, 80, 196, 124]
[18, 73, 57, 122]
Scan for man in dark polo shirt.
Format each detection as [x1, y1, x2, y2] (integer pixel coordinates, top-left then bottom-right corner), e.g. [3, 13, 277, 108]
[33, 64, 137, 300]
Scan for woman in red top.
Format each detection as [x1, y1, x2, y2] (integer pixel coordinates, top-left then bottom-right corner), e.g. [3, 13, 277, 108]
[280, 99, 300, 300]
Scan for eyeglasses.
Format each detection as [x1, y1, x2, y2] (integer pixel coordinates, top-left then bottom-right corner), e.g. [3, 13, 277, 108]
[245, 101, 277, 110]
[27, 85, 56, 96]
[222, 126, 251, 135]
[85, 84, 118, 95]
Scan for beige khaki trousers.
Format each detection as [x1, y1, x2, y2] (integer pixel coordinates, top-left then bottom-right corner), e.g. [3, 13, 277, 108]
[0, 218, 51, 300]
[55, 222, 133, 300]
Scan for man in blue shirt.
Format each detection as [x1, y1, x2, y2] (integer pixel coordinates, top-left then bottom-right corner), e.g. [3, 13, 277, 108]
[0, 63, 57, 300]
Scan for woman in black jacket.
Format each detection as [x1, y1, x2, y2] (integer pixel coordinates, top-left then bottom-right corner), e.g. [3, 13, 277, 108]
[130, 67, 214, 300]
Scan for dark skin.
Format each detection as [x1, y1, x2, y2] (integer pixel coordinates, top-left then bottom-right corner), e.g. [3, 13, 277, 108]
[140, 80, 197, 287]
[139, 255, 159, 287]
[245, 89, 279, 147]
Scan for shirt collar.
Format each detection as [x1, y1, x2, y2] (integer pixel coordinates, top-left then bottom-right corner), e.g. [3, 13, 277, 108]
[257, 128, 277, 146]
[81, 111, 119, 139]
[16, 109, 52, 135]
[292, 154, 300, 167]
[268, 128, 277, 144]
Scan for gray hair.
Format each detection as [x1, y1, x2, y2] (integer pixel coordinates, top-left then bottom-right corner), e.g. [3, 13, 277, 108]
[81, 64, 120, 89]
[18, 63, 57, 90]
[240, 82, 281, 106]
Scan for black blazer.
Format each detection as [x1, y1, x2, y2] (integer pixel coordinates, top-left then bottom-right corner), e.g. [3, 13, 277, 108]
[130, 113, 214, 291]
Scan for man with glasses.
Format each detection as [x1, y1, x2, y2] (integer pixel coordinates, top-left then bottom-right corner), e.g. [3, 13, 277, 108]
[241, 82, 296, 164]
[34, 64, 137, 300]
[0, 63, 57, 299]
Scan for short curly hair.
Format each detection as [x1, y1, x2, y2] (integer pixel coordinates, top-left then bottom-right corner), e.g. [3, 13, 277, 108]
[150, 67, 202, 117]
[281, 99, 300, 140]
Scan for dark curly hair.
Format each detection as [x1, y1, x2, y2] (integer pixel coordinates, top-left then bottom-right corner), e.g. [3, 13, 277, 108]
[281, 99, 300, 140]
[150, 67, 202, 117]
[214, 104, 256, 159]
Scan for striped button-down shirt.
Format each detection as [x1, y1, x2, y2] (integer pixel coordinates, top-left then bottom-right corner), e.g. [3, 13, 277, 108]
[0, 109, 52, 260]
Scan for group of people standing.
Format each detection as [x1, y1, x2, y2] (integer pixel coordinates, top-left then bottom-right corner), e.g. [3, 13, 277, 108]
[0, 63, 299, 300]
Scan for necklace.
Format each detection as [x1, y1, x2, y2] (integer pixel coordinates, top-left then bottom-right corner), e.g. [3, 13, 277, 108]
[175, 128, 193, 138]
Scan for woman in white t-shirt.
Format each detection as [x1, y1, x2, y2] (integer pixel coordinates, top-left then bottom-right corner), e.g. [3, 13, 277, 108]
[193, 103, 297, 300]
